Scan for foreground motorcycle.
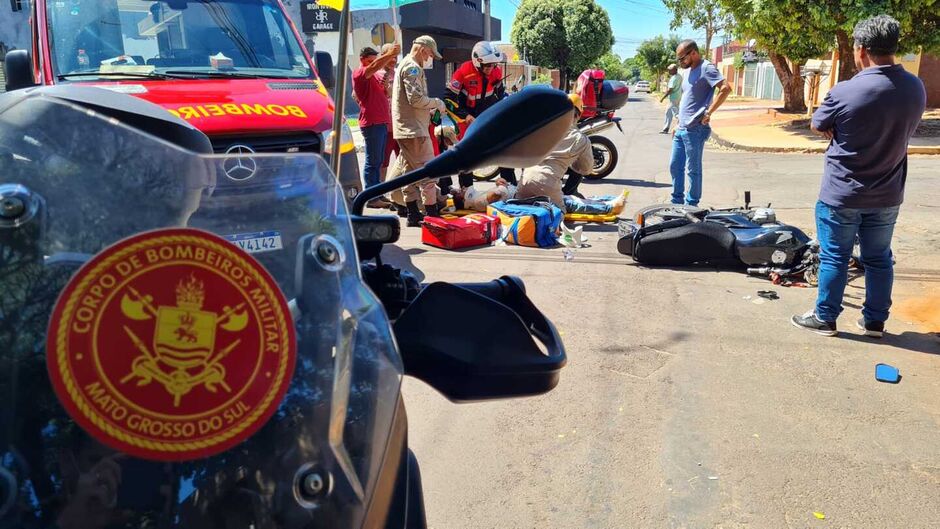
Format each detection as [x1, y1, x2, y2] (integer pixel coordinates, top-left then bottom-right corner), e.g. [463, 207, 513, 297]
[617, 195, 820, 285]
[0, 85, 573, 528]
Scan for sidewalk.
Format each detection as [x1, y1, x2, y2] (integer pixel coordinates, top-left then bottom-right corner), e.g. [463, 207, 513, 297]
[707, 100, 940, 154]
[658, 97, 940, 155]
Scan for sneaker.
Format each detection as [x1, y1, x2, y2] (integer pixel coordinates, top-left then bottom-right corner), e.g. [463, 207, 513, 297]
[791, 311, 837, 336]
[856, 318, 885, 338]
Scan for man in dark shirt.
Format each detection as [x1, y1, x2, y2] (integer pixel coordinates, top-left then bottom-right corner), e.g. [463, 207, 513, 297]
[792, 15, 926, 337]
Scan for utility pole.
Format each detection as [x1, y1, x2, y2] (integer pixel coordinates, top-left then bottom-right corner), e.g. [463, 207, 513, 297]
[484, 0, 491, 41]
[329, 0, 352, 177]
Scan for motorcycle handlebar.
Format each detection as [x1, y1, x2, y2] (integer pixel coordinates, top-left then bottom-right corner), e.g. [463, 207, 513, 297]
[452, 276, 526, 303]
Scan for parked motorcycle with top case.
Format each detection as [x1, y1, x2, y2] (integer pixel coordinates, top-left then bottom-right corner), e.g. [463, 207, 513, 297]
[0, 85, 574, 529]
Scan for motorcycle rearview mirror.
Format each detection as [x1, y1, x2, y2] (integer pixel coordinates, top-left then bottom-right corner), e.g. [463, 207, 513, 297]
[352, 86, 575, 215]
[392, 277, 566, 402]
[3, 50, 36, 92]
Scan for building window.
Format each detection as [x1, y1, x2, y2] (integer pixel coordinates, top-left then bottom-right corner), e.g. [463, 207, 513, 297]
[463, 0, 478, 10]
[11, 0, 25, 11]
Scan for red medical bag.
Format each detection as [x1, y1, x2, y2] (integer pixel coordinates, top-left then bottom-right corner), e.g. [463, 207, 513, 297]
[421, 214, 500, 250]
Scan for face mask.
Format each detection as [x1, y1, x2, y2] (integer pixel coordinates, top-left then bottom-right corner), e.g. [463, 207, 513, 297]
[422, 55, 433, 69]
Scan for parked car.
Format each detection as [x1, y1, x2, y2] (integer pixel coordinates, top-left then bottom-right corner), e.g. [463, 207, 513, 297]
[635, 80, 651, 93]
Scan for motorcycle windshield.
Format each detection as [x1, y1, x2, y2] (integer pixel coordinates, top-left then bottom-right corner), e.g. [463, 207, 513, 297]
[0, 95, 402, 528]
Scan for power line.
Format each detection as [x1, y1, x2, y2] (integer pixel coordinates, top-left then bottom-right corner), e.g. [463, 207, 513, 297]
[622, 0, 670, 14]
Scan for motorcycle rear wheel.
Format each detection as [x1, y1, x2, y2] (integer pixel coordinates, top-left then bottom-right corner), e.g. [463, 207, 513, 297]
[585, 135, 617, 180]
[634, 204, 706, 227]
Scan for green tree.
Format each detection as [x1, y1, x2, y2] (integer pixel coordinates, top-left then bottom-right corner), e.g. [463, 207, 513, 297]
[661, 0, 734, 59]
[623, 56, 642, 82]
[634, 34, 682, 88]
[511, 0, 615, 88]
[797, 0, 940, 82]
[722, 0, 940, 110]
[595, 52, 628, 80]
[721, 0, 828, 111]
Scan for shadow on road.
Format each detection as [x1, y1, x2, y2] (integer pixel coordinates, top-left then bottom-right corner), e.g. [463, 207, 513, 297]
[834, 330, 939, 355]
[584, 178, 670, 188]
[380, 245, 427, 283]
[578, 223, 620, 233]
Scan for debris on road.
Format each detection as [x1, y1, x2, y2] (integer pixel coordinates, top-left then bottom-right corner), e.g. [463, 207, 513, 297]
[757, 290, 779, 300]
[875, 364, 901, 384]
[813, 511, 826, 520]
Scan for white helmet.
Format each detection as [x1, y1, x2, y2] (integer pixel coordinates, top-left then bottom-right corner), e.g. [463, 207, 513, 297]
[471, 41, 504, 66]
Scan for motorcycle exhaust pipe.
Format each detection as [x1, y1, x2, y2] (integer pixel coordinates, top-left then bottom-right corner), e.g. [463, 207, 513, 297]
[580, 120, 616, 135]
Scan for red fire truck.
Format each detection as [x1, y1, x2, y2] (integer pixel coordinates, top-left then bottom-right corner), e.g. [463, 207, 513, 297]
[3, 0, 361, 197]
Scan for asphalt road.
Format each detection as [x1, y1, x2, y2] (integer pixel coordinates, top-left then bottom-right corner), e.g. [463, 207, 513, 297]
[381, 94, 940, 529]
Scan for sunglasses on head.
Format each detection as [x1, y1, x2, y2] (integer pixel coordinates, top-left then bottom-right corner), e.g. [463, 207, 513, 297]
[678, 49, 695, 62]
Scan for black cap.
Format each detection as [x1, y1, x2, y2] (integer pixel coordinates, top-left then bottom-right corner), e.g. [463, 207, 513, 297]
[360, 46, 379, 58]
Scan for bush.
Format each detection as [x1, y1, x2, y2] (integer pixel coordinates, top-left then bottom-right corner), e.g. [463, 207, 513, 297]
[532, 73, 553, 86]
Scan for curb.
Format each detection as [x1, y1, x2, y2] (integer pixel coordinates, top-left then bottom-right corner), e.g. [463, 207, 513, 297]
[710, 130, 940, 155]
[709, 131, 826, 154]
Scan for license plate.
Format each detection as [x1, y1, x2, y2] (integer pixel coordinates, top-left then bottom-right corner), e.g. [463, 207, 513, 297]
[224, 231, 283, 254]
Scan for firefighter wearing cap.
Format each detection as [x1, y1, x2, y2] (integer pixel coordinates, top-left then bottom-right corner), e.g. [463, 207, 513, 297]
[391, 35, 447, 226]
[443, 41, 517, 189]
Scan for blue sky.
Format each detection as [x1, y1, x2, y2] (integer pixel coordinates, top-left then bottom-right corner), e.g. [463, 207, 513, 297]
[489, 0, 705, 59]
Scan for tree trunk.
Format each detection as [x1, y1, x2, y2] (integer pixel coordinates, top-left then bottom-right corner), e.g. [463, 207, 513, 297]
[768, 51, 806, 112]
[835, 29, 856, 82]
[704, 22, 713, 61]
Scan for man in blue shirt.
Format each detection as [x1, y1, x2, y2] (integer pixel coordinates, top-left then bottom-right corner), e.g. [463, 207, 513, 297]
[669, 40, 732, 206]
[792, 15, 926, 337]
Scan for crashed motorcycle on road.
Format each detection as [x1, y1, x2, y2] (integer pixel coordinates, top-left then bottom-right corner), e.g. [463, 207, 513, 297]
[0, 85, 573, 529]
[617, 193, 821, 285]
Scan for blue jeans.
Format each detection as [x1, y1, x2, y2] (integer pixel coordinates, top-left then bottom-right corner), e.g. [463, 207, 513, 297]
[361, 124, 388, 188]
[814, 201, 899, 323]
[670, 126, 711, 206]
[563, 195, 612, 215]
[662, 103, 679, 132]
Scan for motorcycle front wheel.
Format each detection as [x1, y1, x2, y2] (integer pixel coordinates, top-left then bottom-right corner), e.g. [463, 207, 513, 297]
[585, 135, 618, 180]
[472, 166, 501, 181]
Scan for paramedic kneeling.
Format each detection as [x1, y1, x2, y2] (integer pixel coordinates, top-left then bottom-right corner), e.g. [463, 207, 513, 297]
[516, 94, 594, 211]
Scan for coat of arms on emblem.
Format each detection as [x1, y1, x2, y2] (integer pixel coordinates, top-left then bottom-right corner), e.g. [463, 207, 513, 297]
[120, 274, 249, 406]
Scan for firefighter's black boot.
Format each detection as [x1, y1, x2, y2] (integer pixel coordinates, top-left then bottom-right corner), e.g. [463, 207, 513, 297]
[393, 202, 408, 218]
[405, 201, 424, 227]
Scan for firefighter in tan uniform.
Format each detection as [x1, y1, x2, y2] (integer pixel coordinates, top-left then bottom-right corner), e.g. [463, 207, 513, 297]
[391, 35, 447, 226]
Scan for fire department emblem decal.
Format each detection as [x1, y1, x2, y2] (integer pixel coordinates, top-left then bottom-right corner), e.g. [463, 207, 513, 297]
[47, 228, 296, 461]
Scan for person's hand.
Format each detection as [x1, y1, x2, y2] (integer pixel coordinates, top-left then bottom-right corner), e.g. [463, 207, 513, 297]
[57, 455, 126, 529]
[389, 44, 401, 56]
[701, 111, 712, 126]
[435, 99, 446, 113]
[465, 114, 475, 125]
[494, 177, 507, 186]
[810, 123, 834, 140]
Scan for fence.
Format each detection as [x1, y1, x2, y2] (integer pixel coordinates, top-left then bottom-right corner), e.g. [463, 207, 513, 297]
[738, 61, 783, 101]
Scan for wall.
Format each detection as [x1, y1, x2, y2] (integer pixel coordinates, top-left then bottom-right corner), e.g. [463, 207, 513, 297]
[919, 54, 940, 108]
[0, 5, 30, 57]
[0, 5, 30, 93]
